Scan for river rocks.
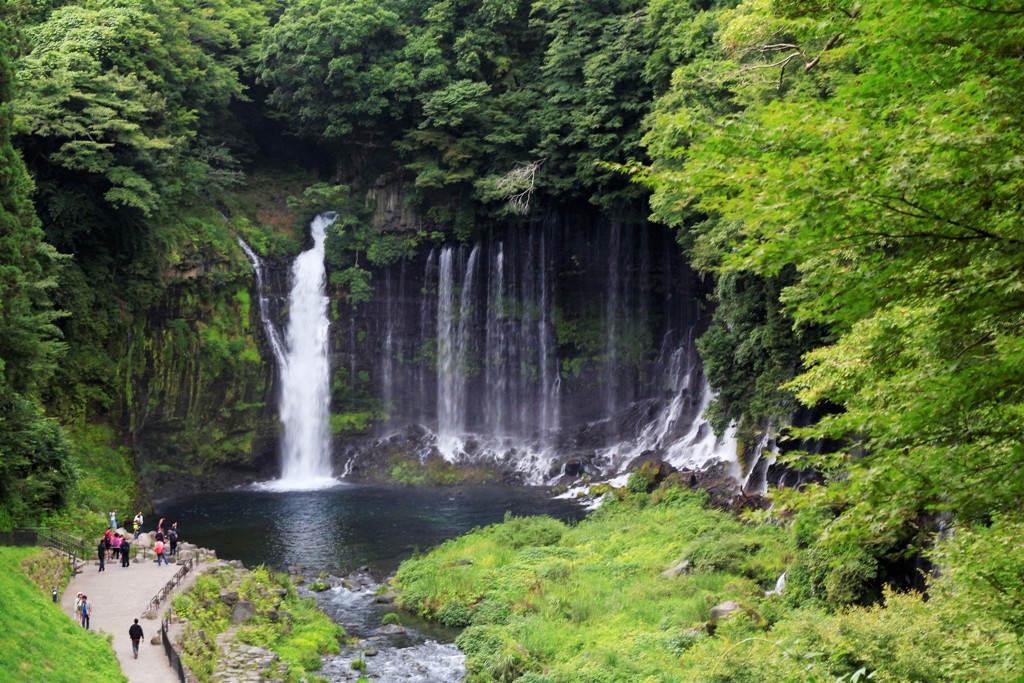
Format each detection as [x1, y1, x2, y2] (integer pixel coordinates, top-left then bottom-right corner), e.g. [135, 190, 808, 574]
[219, 590, 239, 605]
[710, 601, 742, 622]
[662, 560, 691, 578]
[374, 590, 397, 604]
[376, 624, 406, 635]
[213, 631, 286, 683]
[231, 600, 257, 624]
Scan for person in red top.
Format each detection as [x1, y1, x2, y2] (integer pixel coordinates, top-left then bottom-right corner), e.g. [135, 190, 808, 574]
[154, 538, 168, 566]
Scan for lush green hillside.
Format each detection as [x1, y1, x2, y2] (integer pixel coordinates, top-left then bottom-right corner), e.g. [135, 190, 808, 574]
[0, 547, 125, 683]
[394, 485, 1024, 682]
[1, 2, 1023, 680]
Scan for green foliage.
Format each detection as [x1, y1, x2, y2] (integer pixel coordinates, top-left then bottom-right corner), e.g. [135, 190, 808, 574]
[258, 0, 412, 144]
[642, 0, 1024, 569]
[174, 565, 343, 682]
[0, 547, 125, 683]
[0, 16, 75, 527]
[395, 489, 790, 681]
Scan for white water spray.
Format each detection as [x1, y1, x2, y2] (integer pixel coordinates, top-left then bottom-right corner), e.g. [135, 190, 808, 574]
[248, 212, 339, 490]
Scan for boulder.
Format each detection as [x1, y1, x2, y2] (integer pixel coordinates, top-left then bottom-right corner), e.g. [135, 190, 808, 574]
[231, 600, 257, 624]
[710, 601, 742, 622]
[662, 560, 691, 578]
[374, 591, 397, 604]
[219, 590, 239, 606]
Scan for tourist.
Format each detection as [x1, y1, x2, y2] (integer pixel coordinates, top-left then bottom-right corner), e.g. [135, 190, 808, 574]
[111, 532, 122, 561]
[154, 538, 168, 566]
[96, 537, 105, 572]
[80, 595, 91, 629]
[133, 511, 143, 539]
[128, 619, 144, 659]
[74, 592, 83, 614]
[109, 510, 117, 529]
[121, 538, 131, 567]
[168, 523, 178, 557]
[103, 527, 113, 557]
[157, 517, 165, 535]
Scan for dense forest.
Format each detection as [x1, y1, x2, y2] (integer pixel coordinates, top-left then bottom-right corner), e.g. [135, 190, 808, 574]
[1, 0, 1023, 680]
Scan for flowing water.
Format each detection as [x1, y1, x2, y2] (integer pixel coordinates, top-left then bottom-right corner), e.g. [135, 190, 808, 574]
[242, 212, 339, 490]
[157, 485, 584, 682]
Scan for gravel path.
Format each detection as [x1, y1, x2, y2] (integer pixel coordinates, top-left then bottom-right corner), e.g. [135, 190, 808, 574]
[63, 533, 206, 683]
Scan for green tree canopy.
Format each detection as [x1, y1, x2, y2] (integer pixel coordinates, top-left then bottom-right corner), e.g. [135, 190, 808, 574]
[642, 0, 1024, 545]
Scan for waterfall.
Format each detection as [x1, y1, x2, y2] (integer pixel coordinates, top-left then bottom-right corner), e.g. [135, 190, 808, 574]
[485, 243, 507, 435]
[538, 233, 559, 437]
[247, 212, 339, 490]
[605, 221, 621, 418]
[436, 245, 480, 458]
[340, 218, 740, 486]
[239, 239, 287, 365]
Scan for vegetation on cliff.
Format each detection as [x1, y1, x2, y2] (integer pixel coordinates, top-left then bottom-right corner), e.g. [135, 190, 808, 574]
[172, 564, 345, 683]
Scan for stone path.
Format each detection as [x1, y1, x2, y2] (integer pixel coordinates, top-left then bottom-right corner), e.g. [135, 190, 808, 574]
[63, 533, 207, 683]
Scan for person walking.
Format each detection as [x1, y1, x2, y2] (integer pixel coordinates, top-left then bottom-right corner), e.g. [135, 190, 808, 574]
[96, 538, 106, 572]
[120, 538, 131, 567]
[133, 511, 143, 539]
[168, 524, 178, 557]
[128, 619, 144, 659]
[80, 595, 92, 629]
[111, 532, 122, 561]
[74, 592, 83, 614]
[109, 510, 117, 529]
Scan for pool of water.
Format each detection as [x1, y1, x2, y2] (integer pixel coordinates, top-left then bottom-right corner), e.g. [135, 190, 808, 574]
[156, 483, 585, 682]
[155, 482, 585, 575]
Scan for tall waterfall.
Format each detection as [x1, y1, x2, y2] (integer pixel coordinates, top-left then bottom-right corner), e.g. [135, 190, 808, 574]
[245, 212, 339, 490]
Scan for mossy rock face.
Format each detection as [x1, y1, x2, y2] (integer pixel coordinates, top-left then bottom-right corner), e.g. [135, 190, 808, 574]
[337, 427, 521, 486]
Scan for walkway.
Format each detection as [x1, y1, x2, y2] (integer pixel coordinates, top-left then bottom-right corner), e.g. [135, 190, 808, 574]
[63, 535, 205, 683]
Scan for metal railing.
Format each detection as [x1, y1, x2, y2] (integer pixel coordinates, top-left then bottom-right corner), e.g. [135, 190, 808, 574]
[0, 527, 89, 570]
[151, 553, 199, 683]
[161, 612, 190, 683]
[146, 555, 197, 614]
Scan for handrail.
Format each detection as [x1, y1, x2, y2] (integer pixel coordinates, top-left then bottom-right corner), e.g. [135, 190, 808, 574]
[0, 527, 89, 570]
[146, 555, 197, 615]
[161, 612, 189, 683]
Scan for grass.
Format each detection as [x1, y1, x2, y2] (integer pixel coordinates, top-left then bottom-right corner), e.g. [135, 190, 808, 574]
[0, 547, 125, 683]
[172, 565, 345, 682]
[394, 489, 792, 682]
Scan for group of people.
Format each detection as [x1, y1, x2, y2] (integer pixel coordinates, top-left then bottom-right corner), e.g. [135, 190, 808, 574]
[98, 512, 180, 571]
[80, 511, 182, 661]
[97, 529, 133, 570]
[74, 592, 92, 629]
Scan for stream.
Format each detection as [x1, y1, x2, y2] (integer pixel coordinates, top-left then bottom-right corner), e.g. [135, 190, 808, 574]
[156, 483, 585, 681]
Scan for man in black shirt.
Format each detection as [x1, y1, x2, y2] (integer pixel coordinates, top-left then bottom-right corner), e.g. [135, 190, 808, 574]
[129, 618, 144, 658]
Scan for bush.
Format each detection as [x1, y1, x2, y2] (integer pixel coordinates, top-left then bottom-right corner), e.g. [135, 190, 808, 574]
[381, 612, 401, 626]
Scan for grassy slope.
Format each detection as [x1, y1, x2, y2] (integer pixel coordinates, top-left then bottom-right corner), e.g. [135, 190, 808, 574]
[394, 488, 1024, 683]
[395, 488, 791, 682]
[0, 547, 125, 683]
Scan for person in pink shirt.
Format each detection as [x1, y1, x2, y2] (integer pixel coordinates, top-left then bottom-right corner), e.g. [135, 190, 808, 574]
[154, 538, 169, 566]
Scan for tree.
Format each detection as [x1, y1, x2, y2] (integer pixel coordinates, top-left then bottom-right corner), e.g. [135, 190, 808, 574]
[258, 0, 413, 147]
[0, 17, 72, 525]
[642, 0, 1024, 551]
